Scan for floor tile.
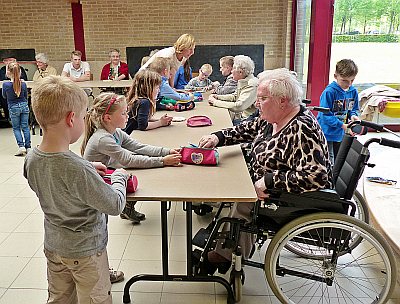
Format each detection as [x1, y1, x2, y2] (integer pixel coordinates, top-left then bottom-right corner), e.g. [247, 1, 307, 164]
[0, 197, 39, 214]
[122, 235, 162, 260]
[0, 232, 43, 257]
[0, 256, 30, 288]
[11, 257, 47, 289]
[14, 213, 44, 233]
[111, 291, 161, 304]
[0, 288, 48, 304]
[107, 234, 130, 260]
[161, 292, 216, 304]
[0, 213, 29, 233]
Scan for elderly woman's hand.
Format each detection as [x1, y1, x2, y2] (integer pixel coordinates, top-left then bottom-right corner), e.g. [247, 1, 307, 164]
[198, 134, 219, 148]
[254, 178, 269, 200]
[208, 95, 217, 106]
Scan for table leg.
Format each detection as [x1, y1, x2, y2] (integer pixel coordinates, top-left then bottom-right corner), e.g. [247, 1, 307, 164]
[123, 200, 235, 304]
[186, 201, 193, 276]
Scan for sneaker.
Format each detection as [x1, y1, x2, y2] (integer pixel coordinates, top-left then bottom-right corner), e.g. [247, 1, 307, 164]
[109, 268, 124, 284]
[14, 147, 26, 156]
[120, 211, 141, 224]
[26, 148, 32, 155]
[132, 209, 146, 221]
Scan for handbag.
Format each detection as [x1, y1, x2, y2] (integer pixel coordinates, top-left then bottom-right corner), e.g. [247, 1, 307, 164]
[174, 100, 195, 112]
[103, 169, 138, 193]
[186, 115, 212, 127]
[180, 146, 219, 165]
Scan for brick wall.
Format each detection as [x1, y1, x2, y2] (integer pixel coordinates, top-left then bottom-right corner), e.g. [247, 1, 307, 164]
[0, 0, 292, 79]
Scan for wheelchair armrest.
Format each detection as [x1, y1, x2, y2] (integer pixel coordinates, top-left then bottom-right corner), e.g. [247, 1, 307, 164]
[265, 189, 350, 214]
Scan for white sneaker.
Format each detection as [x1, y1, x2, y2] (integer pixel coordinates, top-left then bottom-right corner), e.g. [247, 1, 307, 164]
[26, 148, 32, 155]
[14, 147, 26, 156]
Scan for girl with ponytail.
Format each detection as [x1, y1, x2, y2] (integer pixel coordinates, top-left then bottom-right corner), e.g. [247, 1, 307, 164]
[2, 62, 31, 156]
[81, 92, 181, 223]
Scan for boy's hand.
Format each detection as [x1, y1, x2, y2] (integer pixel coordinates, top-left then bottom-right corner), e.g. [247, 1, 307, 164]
[163, 153, 182, 166]
[188, 92, 194, 101]
[92, 162, 107, 176]
[350, 115, 360, 122]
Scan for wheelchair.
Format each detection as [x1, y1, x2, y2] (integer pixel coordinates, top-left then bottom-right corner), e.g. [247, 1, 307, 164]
[192, 120, 399, 303]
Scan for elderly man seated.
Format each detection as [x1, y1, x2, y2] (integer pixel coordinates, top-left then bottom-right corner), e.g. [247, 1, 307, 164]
[33, 53, 57, 80]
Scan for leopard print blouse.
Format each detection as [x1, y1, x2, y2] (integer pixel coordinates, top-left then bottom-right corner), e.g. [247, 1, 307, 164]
[214, 106, 333, 193]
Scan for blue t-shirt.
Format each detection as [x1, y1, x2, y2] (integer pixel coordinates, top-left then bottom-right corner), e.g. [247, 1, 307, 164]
[2, 81, 28, 106]
[317, 81, 359, 142]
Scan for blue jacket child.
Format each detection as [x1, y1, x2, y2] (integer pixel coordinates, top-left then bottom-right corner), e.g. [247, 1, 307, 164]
[317, 81, 359, 142]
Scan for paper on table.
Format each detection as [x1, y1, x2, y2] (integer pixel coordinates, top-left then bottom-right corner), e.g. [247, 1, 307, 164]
[172, 116, 186, 122]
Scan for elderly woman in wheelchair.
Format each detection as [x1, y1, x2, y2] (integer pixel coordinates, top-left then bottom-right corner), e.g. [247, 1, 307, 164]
[196, 69, 397, 303]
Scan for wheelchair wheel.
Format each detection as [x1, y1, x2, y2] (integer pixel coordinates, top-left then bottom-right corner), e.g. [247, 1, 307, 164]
[353, 189, 369, 224]
[265, 213, 397, 304]
[283, 189, 370, 259]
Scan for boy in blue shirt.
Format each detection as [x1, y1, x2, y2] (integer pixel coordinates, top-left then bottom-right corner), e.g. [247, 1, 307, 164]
[317, 59, 360, 164]
[149, 57, 193, 110]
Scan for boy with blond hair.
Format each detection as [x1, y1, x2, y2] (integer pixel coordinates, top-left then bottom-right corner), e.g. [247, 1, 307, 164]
[185, 63, 214, 91]
[149, 57, 193, 110]
[24, 75, 129, 303]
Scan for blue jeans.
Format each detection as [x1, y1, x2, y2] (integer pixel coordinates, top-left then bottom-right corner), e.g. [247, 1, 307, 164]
[9, 102, 31, 148]
[327, 141, 341, 165]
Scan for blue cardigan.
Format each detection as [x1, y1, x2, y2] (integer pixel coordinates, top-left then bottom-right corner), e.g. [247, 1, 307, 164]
[317, 81, 359, 142]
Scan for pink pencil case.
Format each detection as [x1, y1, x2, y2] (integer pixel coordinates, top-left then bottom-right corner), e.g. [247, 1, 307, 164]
[103, 169, 138, 193]
[180, 146, 219, 166]
[186, 115, 212, 127]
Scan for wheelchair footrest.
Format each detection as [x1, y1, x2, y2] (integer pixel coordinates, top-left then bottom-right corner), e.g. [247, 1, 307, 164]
[193, 228, 211, 248]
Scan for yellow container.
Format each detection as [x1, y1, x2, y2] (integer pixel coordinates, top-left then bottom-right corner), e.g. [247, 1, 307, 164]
[383, 101, 400, 118]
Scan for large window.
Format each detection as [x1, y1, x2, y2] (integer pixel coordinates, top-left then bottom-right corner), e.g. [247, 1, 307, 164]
[331, 0, 400, 85]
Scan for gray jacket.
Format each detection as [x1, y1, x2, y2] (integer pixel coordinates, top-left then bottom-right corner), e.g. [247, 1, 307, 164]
[214, 74, 237, 95]
[83, 128, 170, 168]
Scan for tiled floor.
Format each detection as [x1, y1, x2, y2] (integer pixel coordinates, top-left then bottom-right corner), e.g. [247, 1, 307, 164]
[0, 125, 399, 304]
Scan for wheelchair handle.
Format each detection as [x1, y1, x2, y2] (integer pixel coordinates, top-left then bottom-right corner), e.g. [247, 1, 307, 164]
[379, 138, 400, 149]
[364, 137, 400, 149]
[359, 120, 385, 132]
[308, 106, 330, 114]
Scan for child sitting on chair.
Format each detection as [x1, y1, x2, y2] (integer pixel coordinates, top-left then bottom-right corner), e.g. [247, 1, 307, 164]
[148, 57, 193, 110]
[124, 70, 173, 135]
[81, 92, 181, 224]
[185, 63, 214, 91]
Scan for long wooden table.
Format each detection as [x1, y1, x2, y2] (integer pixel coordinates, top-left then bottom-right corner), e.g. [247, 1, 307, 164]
[0, 79, 132, 89]
[123, 99, 257, 304]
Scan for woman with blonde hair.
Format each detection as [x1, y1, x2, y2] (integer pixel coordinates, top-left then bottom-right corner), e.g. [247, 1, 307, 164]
[140, 33, 196, 86]
[2, 62, 31, 155]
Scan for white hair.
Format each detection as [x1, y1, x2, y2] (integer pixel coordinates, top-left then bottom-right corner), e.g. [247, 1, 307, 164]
[259, 68, 303, 106]
[35, 53, 49, 64]
[233, 55, 255, 77]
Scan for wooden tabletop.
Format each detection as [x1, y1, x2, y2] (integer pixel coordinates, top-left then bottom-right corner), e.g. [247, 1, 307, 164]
[127, 99, 257, 203]
[1, 79, 132, 89]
